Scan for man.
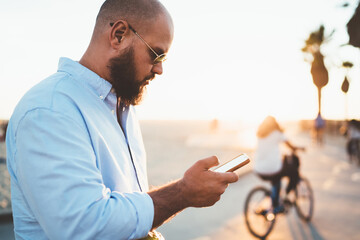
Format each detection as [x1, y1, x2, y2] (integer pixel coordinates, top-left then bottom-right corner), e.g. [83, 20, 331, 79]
[6, 0, 238, 239]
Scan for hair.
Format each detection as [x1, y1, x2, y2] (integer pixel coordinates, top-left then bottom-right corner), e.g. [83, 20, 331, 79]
[94, 0, 167, 35]
[256, 116, 283, 138]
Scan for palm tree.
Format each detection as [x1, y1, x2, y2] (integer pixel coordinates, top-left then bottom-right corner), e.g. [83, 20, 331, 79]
[302, 25, 331, 115]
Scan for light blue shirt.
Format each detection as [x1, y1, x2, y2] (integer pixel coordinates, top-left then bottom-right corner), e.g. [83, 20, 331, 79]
[6, 57, 154, 240]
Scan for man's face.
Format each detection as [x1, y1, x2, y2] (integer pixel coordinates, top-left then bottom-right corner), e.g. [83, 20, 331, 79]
[108, 46, 154, 105]
[108, 13, 174, 105]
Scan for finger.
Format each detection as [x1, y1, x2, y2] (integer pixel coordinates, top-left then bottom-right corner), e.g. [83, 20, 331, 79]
[221, 172, 239, 183]
[197, 156, 219, 169]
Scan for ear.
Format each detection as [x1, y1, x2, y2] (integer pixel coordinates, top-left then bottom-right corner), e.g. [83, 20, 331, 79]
[109, 20, 129, 49]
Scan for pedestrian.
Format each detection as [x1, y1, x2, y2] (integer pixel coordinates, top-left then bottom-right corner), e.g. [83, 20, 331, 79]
[253, 116, 304, 213]
[5, 1, 238, 239]
[313, 112, 325, 145]
[345, 119, 360, 165]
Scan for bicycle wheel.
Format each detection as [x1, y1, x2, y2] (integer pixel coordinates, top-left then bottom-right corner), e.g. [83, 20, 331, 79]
[295, 177, 314, 221]
[244, 186, 275, 239]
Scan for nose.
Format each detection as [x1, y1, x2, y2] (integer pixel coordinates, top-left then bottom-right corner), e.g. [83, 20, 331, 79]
[151, 62, 163, 75]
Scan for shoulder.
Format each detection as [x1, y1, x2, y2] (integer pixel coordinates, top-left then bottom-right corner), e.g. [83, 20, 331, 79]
[9, 72, 89, 134]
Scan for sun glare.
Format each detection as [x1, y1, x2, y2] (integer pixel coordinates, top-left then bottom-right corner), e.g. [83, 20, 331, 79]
[0, 0, 359, 122]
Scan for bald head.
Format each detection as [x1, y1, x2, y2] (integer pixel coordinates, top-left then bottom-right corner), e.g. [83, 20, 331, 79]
[80, 0, 174, 98]
[95, 0, 171, 35]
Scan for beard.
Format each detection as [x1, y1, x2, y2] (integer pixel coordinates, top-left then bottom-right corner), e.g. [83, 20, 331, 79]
[108, 47, 154, 106]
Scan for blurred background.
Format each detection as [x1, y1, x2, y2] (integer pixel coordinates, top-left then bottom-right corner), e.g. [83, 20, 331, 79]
[1, 0, 360, 239]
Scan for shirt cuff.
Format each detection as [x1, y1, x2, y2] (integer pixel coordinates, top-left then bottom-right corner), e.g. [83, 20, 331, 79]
[123, 192, 154, 239]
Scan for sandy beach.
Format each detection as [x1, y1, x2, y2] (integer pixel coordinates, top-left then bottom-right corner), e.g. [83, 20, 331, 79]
[142, 120, 254, 187]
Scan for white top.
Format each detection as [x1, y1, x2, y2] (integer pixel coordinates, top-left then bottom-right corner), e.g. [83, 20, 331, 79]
[254, 130, 287, 175]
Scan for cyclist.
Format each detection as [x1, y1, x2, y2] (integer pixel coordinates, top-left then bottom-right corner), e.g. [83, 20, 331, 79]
[253, 116, 304, 214]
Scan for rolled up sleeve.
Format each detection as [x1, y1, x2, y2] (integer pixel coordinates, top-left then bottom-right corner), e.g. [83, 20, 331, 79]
[14, 108, 154, 240]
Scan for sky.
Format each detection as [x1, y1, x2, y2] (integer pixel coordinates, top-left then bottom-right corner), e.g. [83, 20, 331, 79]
[0, 0, 359, 123]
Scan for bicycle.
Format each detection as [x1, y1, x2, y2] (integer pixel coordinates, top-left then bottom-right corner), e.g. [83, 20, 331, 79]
[244, 152, 314, 239]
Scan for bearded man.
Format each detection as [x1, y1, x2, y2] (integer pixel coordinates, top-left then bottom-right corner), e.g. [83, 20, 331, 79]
[6, 0, 238, 239]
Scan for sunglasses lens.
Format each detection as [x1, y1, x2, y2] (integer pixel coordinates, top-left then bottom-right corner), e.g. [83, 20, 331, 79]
[154, 54, 167, 64]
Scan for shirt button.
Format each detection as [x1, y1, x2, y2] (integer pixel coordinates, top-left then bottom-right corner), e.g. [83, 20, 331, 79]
[111, 110, 115, 114]
[99, 95, 104, 100]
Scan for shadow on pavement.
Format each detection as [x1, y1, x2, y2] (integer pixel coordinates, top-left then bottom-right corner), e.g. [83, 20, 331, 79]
[286, 209, 325, 240]
[308, 223, 325, 240]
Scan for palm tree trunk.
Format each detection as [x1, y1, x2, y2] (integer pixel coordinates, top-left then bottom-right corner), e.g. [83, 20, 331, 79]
[318, 87, 322, 114]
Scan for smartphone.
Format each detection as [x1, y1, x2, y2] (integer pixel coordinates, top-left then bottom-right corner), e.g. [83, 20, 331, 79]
[213, 153, 250, 173]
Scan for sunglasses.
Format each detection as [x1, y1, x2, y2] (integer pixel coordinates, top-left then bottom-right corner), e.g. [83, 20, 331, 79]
[110, 22, 167, 64]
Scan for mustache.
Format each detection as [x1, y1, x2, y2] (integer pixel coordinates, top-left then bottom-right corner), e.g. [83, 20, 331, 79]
[142, 74, 156, 83]
[146, 74, 155, 81]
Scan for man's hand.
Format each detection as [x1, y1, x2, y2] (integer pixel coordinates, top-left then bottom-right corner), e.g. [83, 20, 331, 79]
[148, 156, 239, 229]
[179, 156, 239, 207]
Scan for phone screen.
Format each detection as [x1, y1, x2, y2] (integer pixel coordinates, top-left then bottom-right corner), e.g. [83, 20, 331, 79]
[213, 154, 250, 173]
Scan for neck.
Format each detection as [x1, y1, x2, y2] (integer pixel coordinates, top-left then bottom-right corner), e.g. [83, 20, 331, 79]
[79, 46, 112, 83]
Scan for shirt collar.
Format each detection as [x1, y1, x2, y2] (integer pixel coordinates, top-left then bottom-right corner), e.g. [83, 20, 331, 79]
[57, 57, 113, 101]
